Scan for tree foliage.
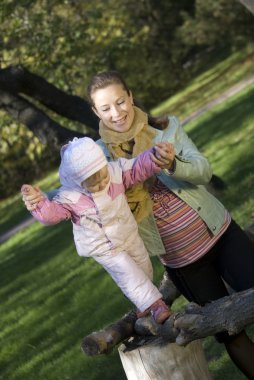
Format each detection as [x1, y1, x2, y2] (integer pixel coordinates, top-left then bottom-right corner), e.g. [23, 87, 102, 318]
[0, 0, 253, 198]
[2, 0, 252, 106]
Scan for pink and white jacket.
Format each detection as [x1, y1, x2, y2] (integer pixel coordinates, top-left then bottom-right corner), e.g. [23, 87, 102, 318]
[32, 148, 161, 259]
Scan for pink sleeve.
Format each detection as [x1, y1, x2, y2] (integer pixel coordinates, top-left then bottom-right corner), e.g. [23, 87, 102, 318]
[31, 198, 71, 225]
[120, 148, 161, 190]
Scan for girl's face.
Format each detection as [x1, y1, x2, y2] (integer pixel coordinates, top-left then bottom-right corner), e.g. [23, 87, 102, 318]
[81, 166, 110, 193]
[91, 84, 135, 133]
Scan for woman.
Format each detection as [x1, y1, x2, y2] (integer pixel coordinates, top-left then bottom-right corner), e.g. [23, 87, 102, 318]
[24, 71, 254, 378]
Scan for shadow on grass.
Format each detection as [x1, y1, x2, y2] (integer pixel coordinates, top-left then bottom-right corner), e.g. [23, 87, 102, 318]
[0, 198, 29, 235]
[188, 87, 254, 151]
[187, 87, 254, 217]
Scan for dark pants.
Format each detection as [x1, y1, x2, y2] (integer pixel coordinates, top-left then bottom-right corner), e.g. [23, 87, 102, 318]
[165, 219, 254, 342]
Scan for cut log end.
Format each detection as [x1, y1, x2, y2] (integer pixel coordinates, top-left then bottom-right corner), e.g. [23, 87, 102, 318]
[81, 335, 107, 356]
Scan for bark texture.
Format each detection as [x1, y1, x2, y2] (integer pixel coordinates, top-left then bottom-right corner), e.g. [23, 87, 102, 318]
[0, 65, 98, 127]
[0, 65, 99, 147]
[81, 287, 254, 355]
[81, 311, 137, 356]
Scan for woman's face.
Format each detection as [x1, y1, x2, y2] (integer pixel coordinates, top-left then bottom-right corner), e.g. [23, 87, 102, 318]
[91, 84, 135, 133]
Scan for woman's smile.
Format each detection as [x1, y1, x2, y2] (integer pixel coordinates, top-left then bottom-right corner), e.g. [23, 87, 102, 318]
[113, 115, 127, 125]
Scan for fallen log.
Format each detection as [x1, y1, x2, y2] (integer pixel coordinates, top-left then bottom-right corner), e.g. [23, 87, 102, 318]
[81, 287, 254, 355]
[158, 270, 181, 306]
[135, 287, 254, 346]
[81, 311, 137, 356]
[81, 288, 254, 379]
[82, 302, 212, 379]
[81, 271, 180, 356]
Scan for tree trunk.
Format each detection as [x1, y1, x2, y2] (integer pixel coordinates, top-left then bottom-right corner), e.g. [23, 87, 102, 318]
[118, 339, 212, 380]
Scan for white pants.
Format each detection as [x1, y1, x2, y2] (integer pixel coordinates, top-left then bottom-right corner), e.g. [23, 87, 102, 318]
[94, 238, 162, 311]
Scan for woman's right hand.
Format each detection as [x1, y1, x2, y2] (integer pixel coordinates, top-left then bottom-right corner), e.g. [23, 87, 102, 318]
[152, 142, 175, 170]
[21, 184, 45, 211]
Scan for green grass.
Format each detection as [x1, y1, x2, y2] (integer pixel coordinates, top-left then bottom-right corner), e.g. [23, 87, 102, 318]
[152, 43, 254, 120]
[184, 83, 254, 227]
[1, 47, 254, 379]
[0, 222, 131, 380]
[0, 220, 168, 380]
[0, 170, 60, 235]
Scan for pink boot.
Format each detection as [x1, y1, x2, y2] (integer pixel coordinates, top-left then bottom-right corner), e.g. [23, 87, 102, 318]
[150, 299, 171, 324]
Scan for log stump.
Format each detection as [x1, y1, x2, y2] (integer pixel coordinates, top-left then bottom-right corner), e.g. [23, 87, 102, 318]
[118, 339, 212, 380]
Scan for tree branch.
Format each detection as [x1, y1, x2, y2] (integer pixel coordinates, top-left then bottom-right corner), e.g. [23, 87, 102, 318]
[81, 311, 137, 356]
[0, 89, 91, 147]
[81, 286, 254, 355]
[0, 65, 99, 129]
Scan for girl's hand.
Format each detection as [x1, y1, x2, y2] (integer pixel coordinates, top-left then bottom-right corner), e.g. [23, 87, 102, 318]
[151, 142, 175, 170]
[21, 184, 45, 211]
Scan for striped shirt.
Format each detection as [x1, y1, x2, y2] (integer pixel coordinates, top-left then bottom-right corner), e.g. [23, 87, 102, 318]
[150, 180, 231, 268]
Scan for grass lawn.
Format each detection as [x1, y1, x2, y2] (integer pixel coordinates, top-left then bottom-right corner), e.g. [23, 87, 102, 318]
[0, 171, 60, 236]
[184, 83, 254, 228]
[0, 222, 131, 380]
[183, 83, 254, 379]
[152, 43, 254, 121]
[1, 48, 254, 380]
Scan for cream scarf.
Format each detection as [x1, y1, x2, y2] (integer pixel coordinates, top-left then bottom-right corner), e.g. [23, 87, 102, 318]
[99, 106, 157, 222]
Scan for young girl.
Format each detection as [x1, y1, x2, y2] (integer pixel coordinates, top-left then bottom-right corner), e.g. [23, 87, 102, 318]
[21, 137, 171, 324]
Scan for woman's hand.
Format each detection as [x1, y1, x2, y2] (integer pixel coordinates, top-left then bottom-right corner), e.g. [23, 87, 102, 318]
[151, 142, 175, 170]
[21, 184, 45, 211]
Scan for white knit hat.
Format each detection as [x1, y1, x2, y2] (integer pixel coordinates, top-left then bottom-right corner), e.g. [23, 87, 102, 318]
[59, 137, 108, 188]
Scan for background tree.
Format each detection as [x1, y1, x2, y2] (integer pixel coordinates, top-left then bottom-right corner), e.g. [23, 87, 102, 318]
[0, 0, 253, 198]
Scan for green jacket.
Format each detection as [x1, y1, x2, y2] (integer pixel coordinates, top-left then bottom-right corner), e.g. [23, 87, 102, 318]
[97, 116, 227, 257]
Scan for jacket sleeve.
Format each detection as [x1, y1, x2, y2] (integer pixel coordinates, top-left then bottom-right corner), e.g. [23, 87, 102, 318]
[31, 198, 71, 225]
[118, 148, 161, 190]
[162, 117, 212, 185]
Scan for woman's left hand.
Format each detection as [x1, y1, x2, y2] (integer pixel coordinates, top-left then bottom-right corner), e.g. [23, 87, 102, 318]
[151, 142, 175, 170]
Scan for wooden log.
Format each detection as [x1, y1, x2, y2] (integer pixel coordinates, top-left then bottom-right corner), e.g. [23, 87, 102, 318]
[118, 339, 212, 380]
[118, 287, 254, 380]
[81, 270, 181, 356]
[159, 271, 181, 306]
[173, 288, 254, 346]
[81, 288, 254, 356]
[135, 288, 254, 346]
[81, 311, 137, 355]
